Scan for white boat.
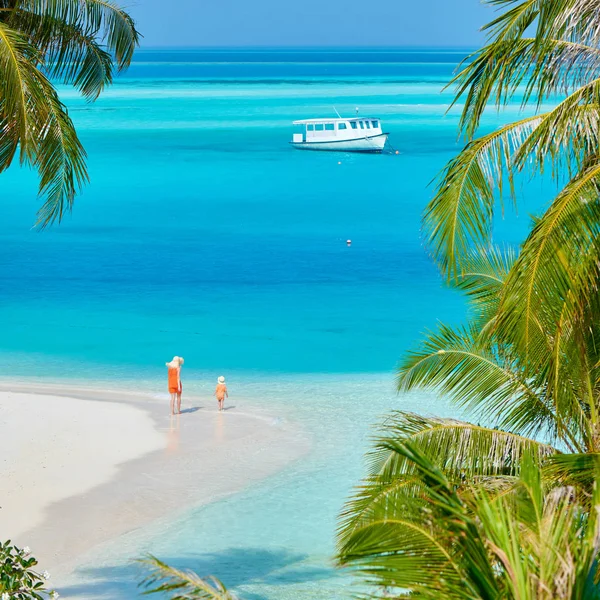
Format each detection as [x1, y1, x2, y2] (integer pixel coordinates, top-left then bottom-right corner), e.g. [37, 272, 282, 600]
[291, 117, 389, 153]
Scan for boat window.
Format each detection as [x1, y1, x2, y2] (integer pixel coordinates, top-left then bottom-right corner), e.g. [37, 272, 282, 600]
[366, 121, 371, 129]
[325, 123, 335, 131]
[350, 122, 357, 129]
[338, 123, 347, 130]
[359, 121, 364, 129]
[315, 124, 324, 131]
[307, 124, 314, 131]
[372, 120, 379, 128]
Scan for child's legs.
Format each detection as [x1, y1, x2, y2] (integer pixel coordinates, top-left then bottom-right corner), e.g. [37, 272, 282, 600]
[176, 393, 182, 413]
[170, 393, 176, 414]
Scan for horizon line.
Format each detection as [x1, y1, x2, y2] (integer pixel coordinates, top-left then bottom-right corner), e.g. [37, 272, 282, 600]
[135, 44, 477, 50]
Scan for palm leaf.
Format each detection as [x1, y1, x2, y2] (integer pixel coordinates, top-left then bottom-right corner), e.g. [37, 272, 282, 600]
[0, 0, 137, 223]
[497, 161, 600, 367]
[10, 10, 114, 99]
[0, 21, 38, 159]
[428, 93, 600, 278]
[483, 0, 600, 48]
[32, 77, 88, 225]
[14, 0, 139, 68]
[424, 114, 544, 277]
[474, 453, 592, 599]
[453, 245, 516, 324]
[482, 0, 541, 42]
[367, 412, 556, 484]
[339, 434, 600, 600]
[338, 413, 555, 560]
[451, 37, 600, 138]
[397, 324, 564, 441]
[544, 452, 600, 489]
[338, 442, 497, 599]
[138, 555, 239, 600]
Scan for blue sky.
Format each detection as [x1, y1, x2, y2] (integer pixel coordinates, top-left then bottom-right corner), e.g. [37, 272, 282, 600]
[131, 0, 492, 47]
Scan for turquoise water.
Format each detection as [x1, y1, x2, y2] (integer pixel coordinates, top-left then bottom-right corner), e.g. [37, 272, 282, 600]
[0, 49, 552, 597]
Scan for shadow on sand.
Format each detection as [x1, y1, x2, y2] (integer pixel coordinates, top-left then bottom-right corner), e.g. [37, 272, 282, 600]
[179, 406, 201, 414]
[59, 547, 335, 599]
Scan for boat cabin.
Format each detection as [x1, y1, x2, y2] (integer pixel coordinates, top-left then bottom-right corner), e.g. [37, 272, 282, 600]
[292, 117, 382, 143]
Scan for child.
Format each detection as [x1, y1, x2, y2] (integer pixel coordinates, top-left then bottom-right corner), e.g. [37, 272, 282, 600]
[215, 376, 228, 411]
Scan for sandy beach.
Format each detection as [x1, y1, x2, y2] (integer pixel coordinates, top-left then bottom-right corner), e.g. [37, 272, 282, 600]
[0, 383, 310, 582]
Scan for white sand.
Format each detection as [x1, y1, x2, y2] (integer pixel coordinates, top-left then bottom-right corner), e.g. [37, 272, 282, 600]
[0, 384, 310, 578]
[0, 391, 165, 540]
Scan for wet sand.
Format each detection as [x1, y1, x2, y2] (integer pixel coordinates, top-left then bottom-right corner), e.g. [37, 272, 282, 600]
[0, 383, 310, 581]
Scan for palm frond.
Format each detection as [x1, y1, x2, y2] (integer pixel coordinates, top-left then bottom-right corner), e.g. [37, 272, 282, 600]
[513, 104, 600, 179]
[544, 452, 600, 490]
[339, 432, 600, 600]
[33, 76, 88, 225]
[397, 324, 564, 441]
[138, 555, 239, 600]
[497, 160, 600, 368]
[14, 0, 139, 68]
[483, 0, 600, 48]
[0, 20, 38, 159]
[482, 0, 540, 42]
[9, 10, 113, 99]
[0, 20, 87, 222]
[453, 245, 516, 324]
[339, 412, 556, 562]
[522, 0, 600, 48]
[473, 452, 597, 599]
[451, 37, 600, 137]
[0, 0, 138, 223]
[424, 114, 544, 277]
[367, 412, 556, 484]
[427, 93, 600, 278]
[338, 442, 496, 599]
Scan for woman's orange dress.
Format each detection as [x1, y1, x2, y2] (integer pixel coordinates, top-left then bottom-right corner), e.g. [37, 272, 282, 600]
[168, 367, 181, 394]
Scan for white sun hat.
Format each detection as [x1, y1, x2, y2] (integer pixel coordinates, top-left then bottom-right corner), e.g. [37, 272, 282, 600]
[218, 376, 225, 384]
[166, 356, 184, 368]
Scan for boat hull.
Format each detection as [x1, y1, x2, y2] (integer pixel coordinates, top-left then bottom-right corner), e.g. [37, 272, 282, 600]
[291, 133, 389, 153]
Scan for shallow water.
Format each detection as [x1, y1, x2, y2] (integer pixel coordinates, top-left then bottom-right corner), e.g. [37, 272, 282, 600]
[0, 48, 553, 598]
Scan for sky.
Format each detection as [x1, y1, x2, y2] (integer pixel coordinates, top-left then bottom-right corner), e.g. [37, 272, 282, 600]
[130, 0, 492, 48]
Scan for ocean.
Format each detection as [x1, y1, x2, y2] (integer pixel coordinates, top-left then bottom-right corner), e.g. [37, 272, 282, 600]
[0, 48, 552, 598]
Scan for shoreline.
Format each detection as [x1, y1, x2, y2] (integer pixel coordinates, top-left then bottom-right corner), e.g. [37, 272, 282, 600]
[0, 381, 311, 582]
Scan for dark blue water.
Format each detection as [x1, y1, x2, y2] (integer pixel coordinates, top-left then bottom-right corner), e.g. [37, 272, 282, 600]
[0, 48, 546, 382]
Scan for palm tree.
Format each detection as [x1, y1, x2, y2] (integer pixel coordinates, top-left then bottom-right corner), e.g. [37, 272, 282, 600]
[337, 436, 600, 599]
[425, 0, 600, 374]
[0, 0, 139, 226]
[336, 246, 600, 597]
[395, 247, 600, 461]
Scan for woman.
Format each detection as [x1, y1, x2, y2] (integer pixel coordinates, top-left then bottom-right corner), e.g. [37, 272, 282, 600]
[214, 375, 228, 411]
[166, 356, 184, 415]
